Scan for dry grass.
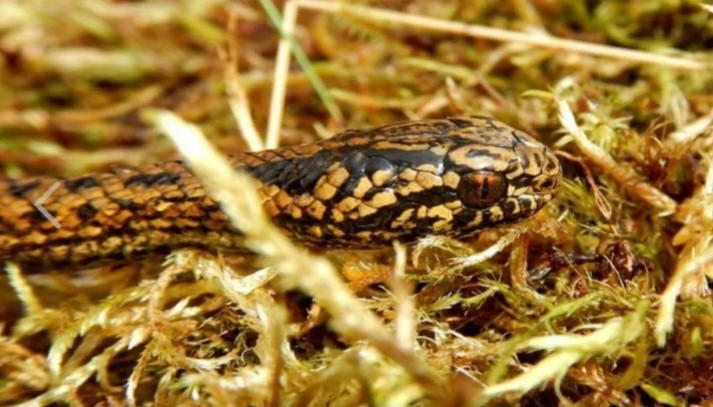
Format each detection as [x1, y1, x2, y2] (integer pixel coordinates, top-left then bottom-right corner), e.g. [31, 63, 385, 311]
[1, 0, 713, 405]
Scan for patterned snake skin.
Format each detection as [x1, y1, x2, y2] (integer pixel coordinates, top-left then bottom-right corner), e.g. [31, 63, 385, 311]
[0, 116, 561, 270]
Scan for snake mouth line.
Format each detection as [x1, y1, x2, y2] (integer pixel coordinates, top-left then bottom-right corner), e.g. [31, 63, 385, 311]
[501, 192, 554, 221]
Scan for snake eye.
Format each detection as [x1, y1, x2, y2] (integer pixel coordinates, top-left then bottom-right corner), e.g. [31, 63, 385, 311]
[457, 171, 507, 208]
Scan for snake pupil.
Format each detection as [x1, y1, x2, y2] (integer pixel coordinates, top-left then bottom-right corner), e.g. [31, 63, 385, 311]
[457, 171, 507, 208]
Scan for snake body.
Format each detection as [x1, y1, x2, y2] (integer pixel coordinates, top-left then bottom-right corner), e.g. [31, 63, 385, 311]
[0, 116, 561, 270]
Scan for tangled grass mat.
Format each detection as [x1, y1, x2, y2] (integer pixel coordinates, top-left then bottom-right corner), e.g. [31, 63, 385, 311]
[1, 1, 712, 405]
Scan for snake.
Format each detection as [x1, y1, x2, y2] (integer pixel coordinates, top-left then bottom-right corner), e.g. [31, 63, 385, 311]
[0, 116, 561, 271]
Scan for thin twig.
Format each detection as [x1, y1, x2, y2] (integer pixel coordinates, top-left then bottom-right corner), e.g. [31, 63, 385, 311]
[294, 0, 706, 70]
[260, 0, 343, 149]
[220, 12, 264, 151]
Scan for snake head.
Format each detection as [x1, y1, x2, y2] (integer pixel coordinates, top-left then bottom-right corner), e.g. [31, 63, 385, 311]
[253, 117, 561, 248]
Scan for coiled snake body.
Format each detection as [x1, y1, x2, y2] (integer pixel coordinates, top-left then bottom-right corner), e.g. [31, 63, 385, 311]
[0, 116, 561, 270]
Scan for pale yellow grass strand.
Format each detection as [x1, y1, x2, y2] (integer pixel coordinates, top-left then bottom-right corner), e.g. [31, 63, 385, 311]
[150, 111, 441, 392]
[483, 351, 580, 397]
[5, 262, 43, 314]
[483, 305, 645, 398]
[222, 12, 265, 151]
[390, 242, 416, 351]
[656, 245, 713, 347]
[294, 0, 705, 70]
[265, 0, 297, 149]
[667, 111, 713, 145]
[655, 162, 713, 346]
[453, 229, 521, 268]
[226, 80, 264, 152]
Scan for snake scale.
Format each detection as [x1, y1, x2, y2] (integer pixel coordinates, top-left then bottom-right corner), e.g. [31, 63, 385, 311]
[0, 116, 561, 271]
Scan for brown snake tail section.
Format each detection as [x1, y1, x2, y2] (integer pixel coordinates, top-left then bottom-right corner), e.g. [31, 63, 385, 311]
[0, 116, 561, 271]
